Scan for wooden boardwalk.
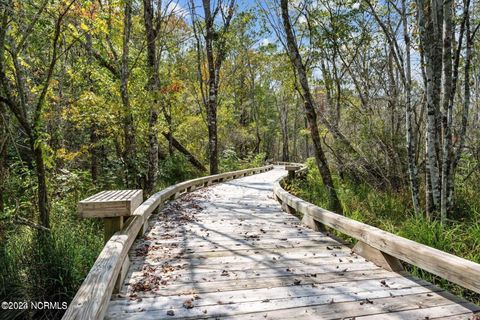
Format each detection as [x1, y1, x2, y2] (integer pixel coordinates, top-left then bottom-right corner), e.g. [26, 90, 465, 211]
[105, 167, 479, 319]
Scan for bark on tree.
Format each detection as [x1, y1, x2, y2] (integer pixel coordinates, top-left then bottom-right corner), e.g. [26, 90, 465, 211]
[440, 0, 454, 222]
[450, 0, 472, 215]
[280, 0, 342, 214]
[415, 0, 471, 222]
[199, 0, 235, 174]
[143, 0, 160, 195]
[416, 0, 442, 215]
[401, 0, 420, 214]
[0, 102, 7, 213]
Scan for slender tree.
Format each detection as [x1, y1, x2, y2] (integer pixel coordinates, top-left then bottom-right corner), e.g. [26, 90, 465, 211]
[280, 0, 342, 213]
[192, 0, 235, 174]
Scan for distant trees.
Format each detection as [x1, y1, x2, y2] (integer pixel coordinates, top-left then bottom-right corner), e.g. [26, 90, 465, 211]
[1, 0, 479, 226]
[272, 0, 478, 221]
[369, 0, 475, 221]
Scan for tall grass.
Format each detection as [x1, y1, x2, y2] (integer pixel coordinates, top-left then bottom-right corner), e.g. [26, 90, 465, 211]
[286, 158, 480, 304]
[0, 169, 103, 320]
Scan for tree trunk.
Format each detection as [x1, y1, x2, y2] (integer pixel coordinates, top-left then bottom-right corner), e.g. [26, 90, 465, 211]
[203, 0, 219, 174]
[143, 0, 160, 195]
[280, 0, 342, 214]
[120, 0, 137, 188]
[0, 103, 6, 213]
[440, 0, 454, 223]
[417, 0, 442, 213]
[401, 0, 420, 214]
[281, 116, 289, 162]
[200, 0, 234, 174]
[89, 124, 99, 183]
[31, 137, 49, 228]
[450, 1, 472, 215]
[161, 132, 207, 172]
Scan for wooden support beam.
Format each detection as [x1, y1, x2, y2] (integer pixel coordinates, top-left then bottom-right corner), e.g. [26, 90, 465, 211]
[113, 256, 130, 293]
[301, 213, 327, 232]
[353, 240, 404, 272]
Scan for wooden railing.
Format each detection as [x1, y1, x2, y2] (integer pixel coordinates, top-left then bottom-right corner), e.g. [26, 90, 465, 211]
[62, 165, 274, 320]
[273, 165, 480, 295]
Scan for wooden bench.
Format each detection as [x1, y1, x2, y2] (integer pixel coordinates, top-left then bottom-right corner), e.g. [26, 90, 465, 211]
[78, 190, 143, 243]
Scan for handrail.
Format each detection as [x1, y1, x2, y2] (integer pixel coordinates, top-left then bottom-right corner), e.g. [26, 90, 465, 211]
[62, 164, 274, 320]
[273, 165, 480, 295]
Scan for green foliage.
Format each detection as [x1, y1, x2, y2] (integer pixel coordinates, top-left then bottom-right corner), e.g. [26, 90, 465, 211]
[158, 153, 200, 186]
[219, 149, 267, 172]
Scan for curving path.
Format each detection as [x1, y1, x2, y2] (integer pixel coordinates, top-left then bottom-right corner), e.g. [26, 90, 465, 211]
[105, 166, 479, 319]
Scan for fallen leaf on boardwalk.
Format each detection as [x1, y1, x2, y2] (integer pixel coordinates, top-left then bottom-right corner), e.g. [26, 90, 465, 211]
[360, 298, 374, 305]
[183, 299, 194, 309]
[221, 270, 230, 276]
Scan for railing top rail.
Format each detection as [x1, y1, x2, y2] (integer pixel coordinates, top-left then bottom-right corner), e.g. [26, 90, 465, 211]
[273, 167, 480, 295]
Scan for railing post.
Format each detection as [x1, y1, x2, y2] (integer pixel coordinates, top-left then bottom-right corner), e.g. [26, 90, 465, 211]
[352, 241, 404, 272]
[104, 217, 124, 244]
[301, 214, 327, 232]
